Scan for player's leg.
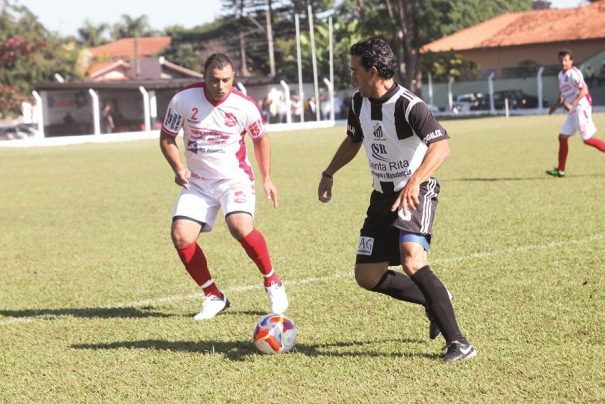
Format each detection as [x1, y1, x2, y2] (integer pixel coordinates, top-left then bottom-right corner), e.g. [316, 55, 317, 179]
[547, 114, 576, 177]
[546, 135, 570, 177]
[172, 184, 228, 320]
[226, 212, 288, 314]
[225, 211, 280, 287]
[221, 176, 288, 314]
[580, 109, 605, 151]
[400, 241, 475, 361]
[356, 191, 426, 305]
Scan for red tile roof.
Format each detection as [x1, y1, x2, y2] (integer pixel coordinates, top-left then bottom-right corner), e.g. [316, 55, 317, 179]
[91, 37, 171, 59]
[422, 2, 605, 52]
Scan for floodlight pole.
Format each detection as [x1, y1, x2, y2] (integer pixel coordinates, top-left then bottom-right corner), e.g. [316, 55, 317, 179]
[308, 4, 320, 122]
[328, 17, 335, 122]
[295, 15, 304, 123]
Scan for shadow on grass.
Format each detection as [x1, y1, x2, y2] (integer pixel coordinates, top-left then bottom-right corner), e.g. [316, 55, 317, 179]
[0, 306, 172, 319]
[71, 337, 438, 361]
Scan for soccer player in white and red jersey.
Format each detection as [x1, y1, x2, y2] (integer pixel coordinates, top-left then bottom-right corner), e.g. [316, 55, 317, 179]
[159, 53, 288, 320]
[547, 49, 605, 177]
[318, 38, 475, 362]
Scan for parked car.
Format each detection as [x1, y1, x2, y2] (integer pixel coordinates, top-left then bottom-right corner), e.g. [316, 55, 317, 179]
[471, 90, 548, 110]
[452, 93, 484, 113]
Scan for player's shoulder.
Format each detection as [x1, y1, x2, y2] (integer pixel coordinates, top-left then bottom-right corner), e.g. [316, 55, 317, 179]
[171, 82, 204, 103]
[395, 84, 422, 102]
[570, 66, 584, 79]
[177, 81, 205, 94]
[229, 88, 259, 108]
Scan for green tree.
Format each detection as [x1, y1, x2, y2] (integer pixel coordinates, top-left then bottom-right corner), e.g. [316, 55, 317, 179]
[441, 0, 532, 36]
[0, 2, 81, 118]
[333, 0, 531, 93]
[77, 20, 110, 47]
[111, 15, 156, 39]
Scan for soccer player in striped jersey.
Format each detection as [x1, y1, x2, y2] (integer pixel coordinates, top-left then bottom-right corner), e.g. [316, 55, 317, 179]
[159, 53, 288, 320]
[547, 49, 605, 177]
[318, 38, 476, 362]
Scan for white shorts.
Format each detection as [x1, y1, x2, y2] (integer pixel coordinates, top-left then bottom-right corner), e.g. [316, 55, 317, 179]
[560, 105, 597, 141]
[172, 176, 256, 233]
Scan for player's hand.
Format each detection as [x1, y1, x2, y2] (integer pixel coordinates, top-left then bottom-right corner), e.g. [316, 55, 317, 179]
[174, 167, 191, 189]
[263, 179, 279, 208]
[318, 176, 333, 203]
[391, 179, 420, 214]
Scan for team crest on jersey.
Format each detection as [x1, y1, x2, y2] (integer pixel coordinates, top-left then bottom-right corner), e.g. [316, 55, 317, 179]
[187, 139, 200, 153]
[373, 123, 384, 139]
[224, 112, 238, 127]
[357, 236, 374, 256]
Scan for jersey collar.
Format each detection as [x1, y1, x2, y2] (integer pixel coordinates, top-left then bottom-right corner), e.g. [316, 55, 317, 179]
[369, 82, 399, 104]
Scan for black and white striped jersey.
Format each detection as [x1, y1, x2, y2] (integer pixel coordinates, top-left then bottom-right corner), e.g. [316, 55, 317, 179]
[346, 83, 449, 194]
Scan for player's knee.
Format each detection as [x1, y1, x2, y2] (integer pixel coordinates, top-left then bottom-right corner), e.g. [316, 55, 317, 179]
[354, 266, 381, 290]
[170, 227, 196, 248]
[401, 255, 426, 276]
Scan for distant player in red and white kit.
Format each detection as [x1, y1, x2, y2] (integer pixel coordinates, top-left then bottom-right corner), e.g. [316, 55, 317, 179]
[159, 53, 288, 320]
[547, 49, 605, 177]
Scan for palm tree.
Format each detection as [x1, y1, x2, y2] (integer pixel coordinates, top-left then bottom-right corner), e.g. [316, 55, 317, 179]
[77, 20, 109, 47]
[111, 15, 152, 39]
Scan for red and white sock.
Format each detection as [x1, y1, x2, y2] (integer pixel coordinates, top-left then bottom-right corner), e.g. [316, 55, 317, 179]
[176, 242, 221, 297]
[239, 229, 281, 287]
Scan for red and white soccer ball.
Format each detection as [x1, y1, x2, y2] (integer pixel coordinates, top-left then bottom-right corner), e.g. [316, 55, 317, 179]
[253, 313, 297, 354]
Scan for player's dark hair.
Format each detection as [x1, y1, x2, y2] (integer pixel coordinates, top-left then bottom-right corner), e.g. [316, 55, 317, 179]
[558, 49, 573, 60]
[204, 53, 234, 74]
[349, 38, 398, 79]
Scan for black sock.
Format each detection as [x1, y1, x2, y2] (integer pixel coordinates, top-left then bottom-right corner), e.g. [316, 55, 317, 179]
[371, 270, 426, 305]
[412, 265, 467, 344]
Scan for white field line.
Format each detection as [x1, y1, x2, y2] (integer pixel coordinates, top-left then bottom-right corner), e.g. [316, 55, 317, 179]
[1, 233, 603, 326]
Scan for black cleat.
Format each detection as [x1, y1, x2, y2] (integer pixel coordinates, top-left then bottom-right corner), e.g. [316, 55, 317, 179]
[441, 340, 477, 362]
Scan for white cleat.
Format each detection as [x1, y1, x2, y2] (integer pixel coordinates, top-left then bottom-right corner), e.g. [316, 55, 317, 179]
[266, 282, 288, 314]
[194, 294, 230, 321]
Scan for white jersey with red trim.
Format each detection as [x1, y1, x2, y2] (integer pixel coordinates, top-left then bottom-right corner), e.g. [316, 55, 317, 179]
[558, 67, 592, 111]
[162, 82, 266, 180]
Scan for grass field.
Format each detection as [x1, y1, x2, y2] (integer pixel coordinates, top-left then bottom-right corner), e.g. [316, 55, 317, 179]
[1, 114, 604, 402]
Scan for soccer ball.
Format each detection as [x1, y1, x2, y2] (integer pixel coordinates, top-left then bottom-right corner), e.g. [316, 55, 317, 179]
[253, 313, 297, 354]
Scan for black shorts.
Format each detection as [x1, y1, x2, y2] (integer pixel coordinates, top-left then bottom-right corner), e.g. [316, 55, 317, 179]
[355, 178, 440, 266]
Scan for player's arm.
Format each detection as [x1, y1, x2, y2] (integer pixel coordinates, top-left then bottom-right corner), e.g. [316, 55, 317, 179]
[318, 96, 363, 203]
[391, 139, 449, 213]
[318, 136, 362, 203]
[391, 101, 449, 213]
[252, 134, 278, 208]
[549, 94, 563, 115]
[565, 86, 588, 111]
[159, 130, 190, 189]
